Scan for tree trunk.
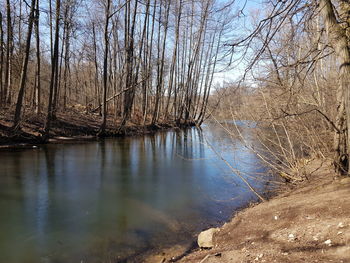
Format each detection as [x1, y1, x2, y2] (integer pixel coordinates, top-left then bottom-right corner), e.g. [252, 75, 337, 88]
[92, 22, 101, 115]
[45, 0, 61, 136]
[121, 0, 138, 126]
[4, 0, 13, 105]
[0, 12, 3, 106]
[99, 0, 111, 135]
[62, 1, 72, 110]
[142, 0, 157, 124]
[320, 0, 350, 174]
[34, 0, 41, 114]
[165, 0, 182, 119]
[13, 0, 37, 129]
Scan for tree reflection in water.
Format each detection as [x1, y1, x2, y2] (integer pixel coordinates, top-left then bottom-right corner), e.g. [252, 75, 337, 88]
[0, 124, 273, 262]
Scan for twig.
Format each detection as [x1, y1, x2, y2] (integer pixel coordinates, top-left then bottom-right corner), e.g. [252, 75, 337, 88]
[199, 254, 212, 263]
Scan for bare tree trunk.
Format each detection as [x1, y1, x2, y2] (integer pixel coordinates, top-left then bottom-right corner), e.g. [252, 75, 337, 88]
[92, 22, 101, 115]
[184, 1, 209, 124]
[198, 24, 223, 125]
[132, 0, 150, 123]
[111, 19, 119, 120]
[45, 0, 61, 136]
[13, 0, 37, 129]
[142, 0, 157, 124]
[62, 1, 73, 110]
[99, 0, 111, 135]
[4, 0, 13, 105]
[49, 0, 53, 60]
[121, 0, 138, 126]
[34, 0, 41, 114]
[57, 21, 66, 109]
[152, 0, 170, 125]
[121, 0, 131, 125]
[320, 0, 350, 174]
[52, 2, 61, 118]
[18, 0, 22, 49]
[165, 0, 182, 119]
[0, 12, 3, 106]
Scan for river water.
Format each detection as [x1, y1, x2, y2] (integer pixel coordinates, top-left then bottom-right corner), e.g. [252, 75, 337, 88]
[0, 123, 271, 263]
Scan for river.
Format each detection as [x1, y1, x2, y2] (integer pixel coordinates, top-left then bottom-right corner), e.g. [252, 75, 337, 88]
[0, 123, 272, 262]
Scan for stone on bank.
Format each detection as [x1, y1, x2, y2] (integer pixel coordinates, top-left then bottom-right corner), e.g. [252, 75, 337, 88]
[197, 228, 219, 248]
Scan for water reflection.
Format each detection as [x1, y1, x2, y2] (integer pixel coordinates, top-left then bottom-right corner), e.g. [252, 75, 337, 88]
[0, 124, 270, 262]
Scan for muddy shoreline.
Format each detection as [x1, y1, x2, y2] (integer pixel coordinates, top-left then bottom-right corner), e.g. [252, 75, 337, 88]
[149, 160, 350, 263]
[0, 110, 196, 148]
[140, 187, 282, 263]
[0, 114, 282, 263]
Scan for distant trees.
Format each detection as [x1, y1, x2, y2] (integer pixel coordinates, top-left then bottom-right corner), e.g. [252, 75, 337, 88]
[0, 0, 233, 136]
[219, 0, 350, 175]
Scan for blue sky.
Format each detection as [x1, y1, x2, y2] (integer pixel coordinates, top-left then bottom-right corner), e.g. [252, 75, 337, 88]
[213, 0, 264, 85]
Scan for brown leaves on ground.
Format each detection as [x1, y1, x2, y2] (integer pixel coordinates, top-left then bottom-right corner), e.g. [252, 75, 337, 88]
[0, 108, 175, 146]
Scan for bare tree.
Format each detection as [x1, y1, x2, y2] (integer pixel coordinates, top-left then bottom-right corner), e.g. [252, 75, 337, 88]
[12, 0, 37, 129]
[320, 0, 350, 174]
[0, 11, 3, 106]
[4, 0, 13, 105]
[34, 0, 41, 114]
[99, 0, 111, 135]
[45, 0, 61, 136]
[0, 0, 228, 137]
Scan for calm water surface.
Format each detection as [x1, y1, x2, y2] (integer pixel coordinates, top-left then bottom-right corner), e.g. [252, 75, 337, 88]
[0, 123, 270, 262]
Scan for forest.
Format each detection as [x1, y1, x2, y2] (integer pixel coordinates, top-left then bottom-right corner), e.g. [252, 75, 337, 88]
[0, 0, 233, 139]
[1, 0, 350, 173]
[1, 0, 350, 262]
[209, 0, 350, 177]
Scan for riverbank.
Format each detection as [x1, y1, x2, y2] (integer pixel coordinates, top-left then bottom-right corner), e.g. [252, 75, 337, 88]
[0, 109, 194, 147]
[145, 159, 350, 262]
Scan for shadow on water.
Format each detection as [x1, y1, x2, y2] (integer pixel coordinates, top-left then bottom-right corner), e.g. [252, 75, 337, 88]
[0, 123, 274, 262]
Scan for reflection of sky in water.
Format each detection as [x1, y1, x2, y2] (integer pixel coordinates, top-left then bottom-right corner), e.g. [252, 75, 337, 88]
[0, 124, 271, 262]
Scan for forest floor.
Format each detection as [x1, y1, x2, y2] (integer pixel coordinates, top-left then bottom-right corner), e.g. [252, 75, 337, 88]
[0, 108, 183, 146]
[145, 159, 350, 263]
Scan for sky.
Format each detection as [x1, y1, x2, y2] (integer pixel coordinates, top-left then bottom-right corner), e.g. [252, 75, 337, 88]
[213, 0, 264, 86]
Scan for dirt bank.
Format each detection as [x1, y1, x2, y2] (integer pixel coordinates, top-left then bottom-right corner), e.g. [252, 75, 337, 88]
[146, 160, 350, 263]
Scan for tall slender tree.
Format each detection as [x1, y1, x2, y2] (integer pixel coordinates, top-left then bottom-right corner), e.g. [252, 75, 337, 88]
[0, 12, 4, 106]
[34, 0, 41, 114]
[45, 0, 61, 136]
[99, 0, 111, 135]
[4, 0, 13, 105]
[13, 0, 37, 129]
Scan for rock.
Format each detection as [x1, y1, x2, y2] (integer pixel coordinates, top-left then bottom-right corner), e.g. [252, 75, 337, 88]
[197, 228, 219, 248]
[337, 222, 344, 228]
[288, 233, 296, 241]
[324, 239, 332, 246]
[254, 253, 264, 261]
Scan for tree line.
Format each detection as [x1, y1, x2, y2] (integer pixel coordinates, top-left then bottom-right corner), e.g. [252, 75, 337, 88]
[0, 0, 233, 136]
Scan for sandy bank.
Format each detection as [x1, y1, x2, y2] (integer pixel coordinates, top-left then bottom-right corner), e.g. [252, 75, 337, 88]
[146, 160, 350, 263]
